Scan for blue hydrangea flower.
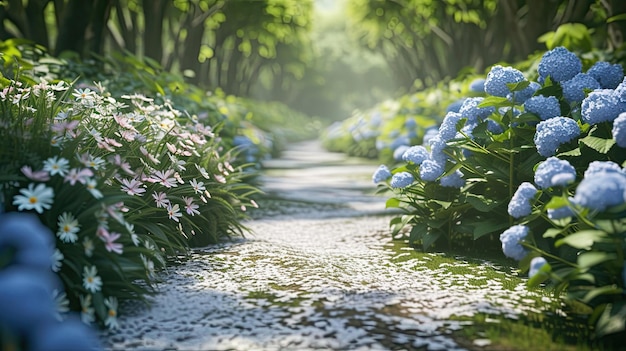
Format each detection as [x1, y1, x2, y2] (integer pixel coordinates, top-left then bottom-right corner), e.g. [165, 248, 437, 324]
[446, 98, 466, 113]
[572, 172, 626, 211]
[0, 212, 54, 270]
[390, 172, 414, 189]
[469, 78, 485, 93]
[538, 46, 582, 83]
[612, 112, 626, 148]
[486, 119, 504, 134]
[393, 145, 410, 161]
[614, 77, 626, 103]
[534, 157, 576, 189]
[508, 182, 537, 218]
[500, 225, 529, 261]
[439, 170, 465, 188]
[429, 137, 449, 164]
[422, 127, 439, 145]
[30, 315, 102, 351]
[402, 145, 429, 165]
[562, 73, 600, 103]
[459, 97, 495, 124]
[587, 61, 624, 89]
[389, 135, 410, 151]
[548, 205, 575, 220]
[581, 89, 626, 125]
[529, 257, 548, 278]
[583, 160, 625, 178]
[534, 117, 580, 157]
[524, 95, 561, 121]
[485, 65, 526, 97]
[420, 159, 445, 182]
[404, 118, 417, 129]
[438, 111, 463, 141]
[511, 81, 541, 103]
[372, 165, 392, 183]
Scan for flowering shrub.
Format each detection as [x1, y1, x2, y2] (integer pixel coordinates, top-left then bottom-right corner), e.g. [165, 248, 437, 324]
[373, 46, 626, 338]
[0, 48, 259, 328]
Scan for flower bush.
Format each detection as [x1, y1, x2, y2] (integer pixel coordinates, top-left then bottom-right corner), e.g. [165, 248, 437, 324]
[371, 45, 626, 338]
[0, 42, 259, 328]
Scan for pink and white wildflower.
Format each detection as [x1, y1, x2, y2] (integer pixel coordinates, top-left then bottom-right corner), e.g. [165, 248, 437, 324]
[152, 191, 170, 208]
[120, 178, 146, 196]
[182, 196, 200, 216]
[166, 203, 183, 222]
[64, 167, 94, 185]
[21, 165, 50, 182]
[97, 227, 124, 254]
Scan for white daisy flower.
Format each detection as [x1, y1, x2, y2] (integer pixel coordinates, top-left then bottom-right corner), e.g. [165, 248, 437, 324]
[82, 265, 102, 293]
[57, 212, 80, 243]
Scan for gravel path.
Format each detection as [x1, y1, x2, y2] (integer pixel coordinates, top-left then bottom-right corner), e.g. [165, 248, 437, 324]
[101, 141, 542, 351]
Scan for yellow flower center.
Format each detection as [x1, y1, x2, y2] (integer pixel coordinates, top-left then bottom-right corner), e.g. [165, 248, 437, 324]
[108, 309, 116, 317]
[29, 196, 37, 204]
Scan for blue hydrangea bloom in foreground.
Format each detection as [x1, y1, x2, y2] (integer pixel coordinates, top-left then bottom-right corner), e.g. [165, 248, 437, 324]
[548, 205, 575, 220]
[420, 159, 445, 182]
[439, 170, 465, 188]
[0, 212, 54, 270]
[538, 46, 582, 83]
[390, 172, 414, 189]
[484, 65, 525, 97]
[393, 145, 410, 161]
[584, 160, 625, 177]
[529, 257, 548, 278]
[572, 172, 626, 212]
[402, 145, 429, 165]
[438, 111, 463, 141]
[500, 225, 529, 261]
[613, 112, 626, 148]
[587, 61, 624, 89]
[534, 117, 580, 157]
[469, 78, 485, 93]
[459, 97, 495, 124]
[524, 95, 560, 121]
[511, 81, 540, 103]
[508, 182, 537, 218]
[534, 157, 576, 189]
[562, 73, 600, 103]
[372, 165, 392, 183]
[581, 89, 626, 125]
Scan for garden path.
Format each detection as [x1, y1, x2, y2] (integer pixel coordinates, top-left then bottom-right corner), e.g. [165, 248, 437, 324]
[101, 141, 541, 351]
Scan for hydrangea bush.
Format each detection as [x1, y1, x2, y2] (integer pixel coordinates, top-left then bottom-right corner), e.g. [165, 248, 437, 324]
[374, 46, 626, 338]
[0, 46, 259, 329]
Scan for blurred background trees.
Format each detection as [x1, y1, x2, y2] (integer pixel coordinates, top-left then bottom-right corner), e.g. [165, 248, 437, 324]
[0, 0, 624, 120]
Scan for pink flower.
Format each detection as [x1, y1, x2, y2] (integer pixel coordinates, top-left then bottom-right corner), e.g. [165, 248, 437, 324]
[152, 191, 170, 208]
[182, 196, 200, 216]
[97, 227, 123, 254]
[120, 178, 145, 196]
[64, 168, 94, 185]
[166, 203, 183, 222]
[148, 169, 178, 188]
[21, 165, 50, 181]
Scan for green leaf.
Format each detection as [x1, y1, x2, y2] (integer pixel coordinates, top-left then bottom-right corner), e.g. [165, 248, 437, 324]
[506, 80, 530, 92]
[582, 286, 623, 304]
[464, 193, 499, 212]
[527, 262, 551, 288]
[543, 228, 564, 239]
[580, 135, 616, 154]
[472, 220, 510, 240]
[607, 13, 626, 23]
[595, 302, 626, 337]
[544, 196, 569, 209]
[477, 96, 511, 109]
[577, 252, 617, 269]
[422, 230, 442, 250]
[555, 230, 607, 249]
[386, 197, 400, 209]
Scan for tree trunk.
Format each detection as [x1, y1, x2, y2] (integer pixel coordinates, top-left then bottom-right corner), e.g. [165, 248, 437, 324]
[143, 0, 167, 64]
[55, 0, 93, 55]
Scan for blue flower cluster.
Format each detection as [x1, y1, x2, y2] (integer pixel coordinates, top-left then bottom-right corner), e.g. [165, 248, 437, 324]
[547, 204, 575, 220]
[459, 97, 495, 124]
[534, 117, 580, 157]
[0, 213, 102, 350]
[534, 157, 576, 189]
[511, 81, 540, 103]
[393, 145, 410, 161]
[439, 170, 465, 188]
[612, 112, 626, 148]
[402, 145, 429, 165]
[484, 65, 525, 97]
[581, 89, 626, 125]
[572, 171, 626, 211]
[438, 111, 463, 141]
[587, 61, 624, 89]
[499, 225, 529, 261]
[584, 160, 624, 178]
[524, 95, 560, 120]
[508, 182, 537, 218]
[390, 171, 415, 189]
[538, 46, 582, 83]
[372, 165, 392, 183]
[528, 257, 548, 278]
[562, 73, 600, 103]
[419, 159, 445, 182]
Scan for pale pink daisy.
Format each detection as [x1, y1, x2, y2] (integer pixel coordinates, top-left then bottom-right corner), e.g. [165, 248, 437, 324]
[140, 146, 160, 164]
[64, 168, 94, 185]
[148, 169, 178, 188]
[20, 165, 50, 181]
[120, 178, 145, 196]
[182, 196, 200, 216]
[97, 227, 123, 254]
[152, 191, 170, 208]
[189, 178, 205, 194]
